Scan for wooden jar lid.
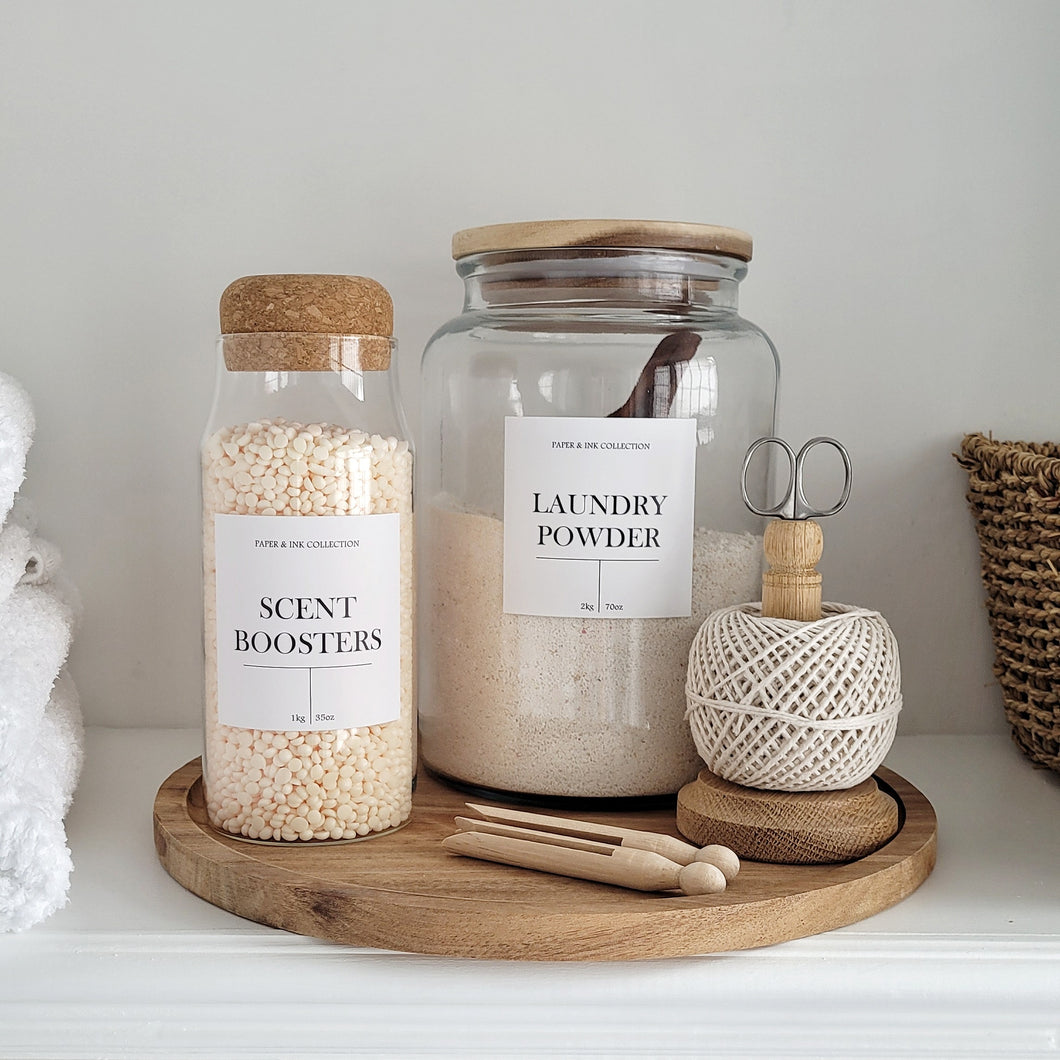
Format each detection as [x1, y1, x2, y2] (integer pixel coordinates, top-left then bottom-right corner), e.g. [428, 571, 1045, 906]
[219, 274, 394, 372]
[452, 219, 753, 262]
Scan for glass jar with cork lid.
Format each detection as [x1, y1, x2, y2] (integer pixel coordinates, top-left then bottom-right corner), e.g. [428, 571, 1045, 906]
[418, 219, 779, 806]
[201, 274, 414, 842]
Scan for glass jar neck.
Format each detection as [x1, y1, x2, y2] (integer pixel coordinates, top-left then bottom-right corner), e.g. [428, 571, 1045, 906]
[457, 248, 746, 314]
[206, 337, 410, 445]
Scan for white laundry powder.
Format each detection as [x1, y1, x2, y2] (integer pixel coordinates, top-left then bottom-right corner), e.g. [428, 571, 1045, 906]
[420, 502, 762, 799]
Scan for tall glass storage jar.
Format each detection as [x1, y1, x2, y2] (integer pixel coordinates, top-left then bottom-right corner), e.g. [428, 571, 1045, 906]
[418, 220, 779, 805]
[201, 274, 415, 842]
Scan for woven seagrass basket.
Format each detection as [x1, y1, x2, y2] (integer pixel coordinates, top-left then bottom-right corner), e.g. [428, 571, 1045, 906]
[957, 433, 1060, 774]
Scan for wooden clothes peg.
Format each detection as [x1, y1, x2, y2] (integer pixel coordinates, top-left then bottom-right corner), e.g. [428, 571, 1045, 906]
[442, 803, 740, 896]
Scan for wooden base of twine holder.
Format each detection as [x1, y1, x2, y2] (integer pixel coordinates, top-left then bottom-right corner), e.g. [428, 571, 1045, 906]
[678, 518, 903, 865]
[677, 769, 899, 865]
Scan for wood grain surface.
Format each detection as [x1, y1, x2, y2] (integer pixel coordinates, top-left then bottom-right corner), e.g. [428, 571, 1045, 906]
[153, 761, 936, 962]
[676, 769, 900, 864]
[450, 219, 753, 261]
[761, 517, 825, 621]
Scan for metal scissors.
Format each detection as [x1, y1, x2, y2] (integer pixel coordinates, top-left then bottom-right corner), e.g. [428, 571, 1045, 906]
[740, 436, 852, 520]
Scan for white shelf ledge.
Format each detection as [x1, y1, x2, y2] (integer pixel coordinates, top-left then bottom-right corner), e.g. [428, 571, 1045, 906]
[1, 729, 1058, 1058]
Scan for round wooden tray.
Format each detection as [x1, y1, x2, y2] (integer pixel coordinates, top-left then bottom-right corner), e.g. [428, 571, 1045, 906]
[153, 760, 936, 961]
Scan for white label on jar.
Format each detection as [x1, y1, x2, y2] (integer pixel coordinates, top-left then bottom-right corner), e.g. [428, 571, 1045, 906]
[213, 513, 401, 732]
[502, 416, 696, 619]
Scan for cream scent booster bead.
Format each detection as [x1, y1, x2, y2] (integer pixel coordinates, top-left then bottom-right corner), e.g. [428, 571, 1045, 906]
[203, 418, 414, 842]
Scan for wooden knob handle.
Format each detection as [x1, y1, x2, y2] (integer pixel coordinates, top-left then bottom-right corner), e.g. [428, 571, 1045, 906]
[761, 519, 824, 621]
[677, 862, 728, 896]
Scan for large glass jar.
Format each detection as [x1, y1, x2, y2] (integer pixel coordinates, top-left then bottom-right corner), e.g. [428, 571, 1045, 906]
[418, 220, 778, 805]
[201, 274, 415, 842]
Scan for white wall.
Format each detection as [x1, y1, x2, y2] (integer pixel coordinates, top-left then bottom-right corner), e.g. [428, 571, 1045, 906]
[1, 0, 1057, 734]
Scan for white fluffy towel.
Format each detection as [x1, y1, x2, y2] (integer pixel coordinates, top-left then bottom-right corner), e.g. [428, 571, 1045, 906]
[0, 373, 34, 525]
[0, 522, 35, 603]
[0, 372, 82, 932]
[0, 673, 83, 931]
[0, 584, 75, 779]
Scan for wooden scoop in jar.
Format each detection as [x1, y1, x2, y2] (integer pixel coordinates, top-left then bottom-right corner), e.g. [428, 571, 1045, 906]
[608, 331, 701, 419]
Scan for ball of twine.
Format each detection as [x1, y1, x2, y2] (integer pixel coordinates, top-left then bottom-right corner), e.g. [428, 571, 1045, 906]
[685, 603, 902, 792]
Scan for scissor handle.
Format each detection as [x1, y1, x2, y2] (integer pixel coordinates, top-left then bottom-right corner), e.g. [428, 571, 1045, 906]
[741, 436, 852, 521]
[741, 437, 796, 519]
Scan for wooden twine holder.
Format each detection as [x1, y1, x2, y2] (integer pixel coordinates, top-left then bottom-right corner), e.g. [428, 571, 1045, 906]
[678, 519, 902, 865]
[761, 517, 825, 622]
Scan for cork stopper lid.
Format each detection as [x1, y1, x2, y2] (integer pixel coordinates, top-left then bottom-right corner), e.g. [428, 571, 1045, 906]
[452, 219, 753, 262]
[219, 274, 394, 372]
